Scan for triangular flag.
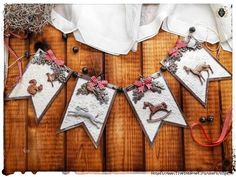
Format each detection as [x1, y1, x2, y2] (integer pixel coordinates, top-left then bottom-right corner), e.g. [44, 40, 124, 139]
[6, 49, 71, 123]
[59, 75, 117, 148]
[161, 38, 231, 107]
[124, 72, 187, 144]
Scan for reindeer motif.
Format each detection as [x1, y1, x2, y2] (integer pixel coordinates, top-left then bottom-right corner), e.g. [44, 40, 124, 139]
[183, 62, 213, 85]
[143, 102, 172, 123]
[67, 106, 103, 129]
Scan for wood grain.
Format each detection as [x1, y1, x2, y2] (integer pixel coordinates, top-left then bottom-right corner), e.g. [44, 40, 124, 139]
[183, 44, 223, 171]
[3, 29, 232, 173]
[218, 50, 232, 171]
[142, 31, 184, 171]
[105, 46, 144, 171]
[65, 34, 104, 171]
[27, 26, 66, 172]
[3, 37, 28, 175]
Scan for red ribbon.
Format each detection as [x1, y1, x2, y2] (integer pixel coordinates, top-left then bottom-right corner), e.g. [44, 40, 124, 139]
[87, 76, 108, 91]
[134, 76, 152, 93]
[168, 39, 187, 57]
[189, 107, 232, 147]
[45, 49, 64, 66]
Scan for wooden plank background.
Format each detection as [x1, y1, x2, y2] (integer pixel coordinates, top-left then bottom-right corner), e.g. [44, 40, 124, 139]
[3, 25, 232, 174]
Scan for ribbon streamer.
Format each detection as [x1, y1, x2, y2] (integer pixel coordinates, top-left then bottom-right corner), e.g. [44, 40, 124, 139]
[4, 41, 22, 80]
[189, 107, 232, 147]
[4, 32, 28, 82]
[45, 49, 65, 66]
[168, 39, 187, 57]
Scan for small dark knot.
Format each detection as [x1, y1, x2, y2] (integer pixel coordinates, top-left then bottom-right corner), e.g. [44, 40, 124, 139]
[72, 46, 79, 53]
[72, 71, 78, 78]
[117, 87, 123, 93]
[24, 51, 30, 59]
[160, 65, 167, 72]
[82, 67, 89, 75]
[62, 33, 68, 40]
[199, 116, 207, 123]
[206, 115, 214, 122]
[189, 27, 196, 33]
[34, 40, 49, 52]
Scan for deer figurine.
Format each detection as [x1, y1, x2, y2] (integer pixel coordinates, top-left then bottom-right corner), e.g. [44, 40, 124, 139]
[143, 102, 172, 123]
[67, 106, 103, 129]
[183, 62, 213, 85]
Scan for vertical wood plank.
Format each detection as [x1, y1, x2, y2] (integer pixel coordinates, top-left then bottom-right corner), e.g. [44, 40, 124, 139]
[27, 26, 66, 172]
[3, 28, 231, 173]
[142, 31, 184, 171]
[4, 37, 28, 174]
[66, 34, 104, 171]
[218, 50, 232, 171]
[183, 44, 223, 171]
[105, 46, 144, 171]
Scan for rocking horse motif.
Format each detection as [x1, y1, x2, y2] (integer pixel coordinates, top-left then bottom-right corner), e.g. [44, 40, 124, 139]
[183, 62, 213, 85]
[143, 102, 172, 123]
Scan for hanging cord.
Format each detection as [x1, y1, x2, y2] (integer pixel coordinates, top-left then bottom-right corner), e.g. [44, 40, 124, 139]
[189, 107, 232, 147]
[191, 23, 222, 57]
[165, 17, 222, 56]
[203, 25, 222, 59]
[4, 32, 28, 82]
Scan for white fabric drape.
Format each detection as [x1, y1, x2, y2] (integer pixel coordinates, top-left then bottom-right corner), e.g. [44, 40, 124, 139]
[51, 4, 232, 55]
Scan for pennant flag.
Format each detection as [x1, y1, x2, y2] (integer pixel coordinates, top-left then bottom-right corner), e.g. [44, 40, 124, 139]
[6, 49, 71, 123]
[161, 38, 231, 107]
[59, 75, 117, 148]
[124, 72, 187, 144]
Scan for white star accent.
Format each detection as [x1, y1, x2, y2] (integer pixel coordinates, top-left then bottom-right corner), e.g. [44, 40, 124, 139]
[125, 73, 187, 144]
[7, 49, 70, 123]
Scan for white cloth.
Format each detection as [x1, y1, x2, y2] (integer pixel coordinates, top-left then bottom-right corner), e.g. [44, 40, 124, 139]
[162, 4, 219, 43]
[4, 42, 9, 85]
[162, 4, 232, 52]
[51, 4, 232, 55]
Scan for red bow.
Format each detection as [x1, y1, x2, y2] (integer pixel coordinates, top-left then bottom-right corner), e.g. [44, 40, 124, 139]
[45, 49, 64, 66]
[175, 39, 187, 49]
[134, 76, 152, 93]
[168, 39, 187, 57]
[87, 76, 108, 91]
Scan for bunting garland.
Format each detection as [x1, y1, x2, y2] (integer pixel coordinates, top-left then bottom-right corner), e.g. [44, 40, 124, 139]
[4, 33, 232, 147]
